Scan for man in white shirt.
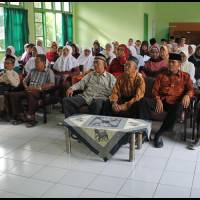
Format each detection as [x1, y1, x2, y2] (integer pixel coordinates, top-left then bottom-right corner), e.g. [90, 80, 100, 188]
[0, 55, 20, 116]
[178, 37, 189, 51]
[0, 55, 20, 95]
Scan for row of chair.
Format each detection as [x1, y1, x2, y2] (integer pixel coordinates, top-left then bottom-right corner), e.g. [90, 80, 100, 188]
[3, 64, 197, 142]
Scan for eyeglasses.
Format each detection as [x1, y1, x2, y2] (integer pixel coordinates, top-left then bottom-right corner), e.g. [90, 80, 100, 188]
[124, 64, 133, 68]
[35, 61, 41, 64]
[4, 62, 13, 65]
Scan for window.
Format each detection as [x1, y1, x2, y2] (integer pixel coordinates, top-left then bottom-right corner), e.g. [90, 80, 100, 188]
[0, 2, 23, 51]
[34, 2, 72, 47]
[0, 2, 23, 7]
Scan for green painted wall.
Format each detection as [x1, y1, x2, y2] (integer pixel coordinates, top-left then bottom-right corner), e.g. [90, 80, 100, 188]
[155, 2, 200, 43]
[73, 2, 156, 48]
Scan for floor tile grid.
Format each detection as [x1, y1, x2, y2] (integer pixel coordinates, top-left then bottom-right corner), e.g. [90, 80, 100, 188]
[75, 135, 152, 198]
[0, 110, 199, 198]
[189, 150, 200, 197]
[113, 124, 182, 198]
[150, 125, 198, 198]
[152, 135, 183, 198]
[0, 123, 87, 198]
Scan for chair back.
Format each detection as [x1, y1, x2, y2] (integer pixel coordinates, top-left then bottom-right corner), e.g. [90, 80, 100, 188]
[143, 67, 168, 78]
[143, 76, 156, 98]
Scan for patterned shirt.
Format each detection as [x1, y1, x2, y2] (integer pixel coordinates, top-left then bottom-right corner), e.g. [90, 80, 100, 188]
[109, 73, 145, 111]
[24, 68, 55, 87]
[152, 70, 194, 104]
[71, 71, 116, 105]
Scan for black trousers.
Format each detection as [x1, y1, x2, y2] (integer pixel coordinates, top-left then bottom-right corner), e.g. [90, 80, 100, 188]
[102, 96, 141, 118]
[0, 83, 12, 95]
[62, 95, 105, 118]
[138, 97, 183, 135]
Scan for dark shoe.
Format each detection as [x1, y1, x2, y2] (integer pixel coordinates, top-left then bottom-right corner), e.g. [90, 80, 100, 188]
[26, 120, 38, 128]
[154, 136, 163, 148]
[13, 118, 28, 125]
[188, 139, 200, 150]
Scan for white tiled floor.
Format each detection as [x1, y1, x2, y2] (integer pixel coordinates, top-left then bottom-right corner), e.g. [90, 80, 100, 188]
[0, 107, 200, 198]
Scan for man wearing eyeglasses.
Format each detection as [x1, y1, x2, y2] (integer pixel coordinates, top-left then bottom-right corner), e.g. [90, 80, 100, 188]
[0, 55, 20, 117]
[107, 55, 145, 117]
[0, 55, 20, 95]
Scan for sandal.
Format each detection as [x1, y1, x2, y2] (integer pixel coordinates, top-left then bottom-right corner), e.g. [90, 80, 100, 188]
[13, 119, 28, 125]
[26, 120, 38, 128]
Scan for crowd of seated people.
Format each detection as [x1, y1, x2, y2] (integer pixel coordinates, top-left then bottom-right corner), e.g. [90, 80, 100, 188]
[1, 36, 200, 150]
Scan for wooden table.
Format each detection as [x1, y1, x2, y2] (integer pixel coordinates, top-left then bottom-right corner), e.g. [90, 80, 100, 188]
[62, 114, 151, 162]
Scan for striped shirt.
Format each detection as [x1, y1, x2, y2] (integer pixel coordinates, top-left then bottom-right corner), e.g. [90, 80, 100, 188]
[71, 71, 116, 105]
[24, 68, 55, 87]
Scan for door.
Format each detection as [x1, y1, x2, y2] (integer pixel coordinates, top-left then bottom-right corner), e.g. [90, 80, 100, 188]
[144, 13, 148, 41]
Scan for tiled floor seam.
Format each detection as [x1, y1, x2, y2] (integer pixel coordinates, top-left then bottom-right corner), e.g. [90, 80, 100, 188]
[189, 150, 200, 198]
[152, 132, 177, 198]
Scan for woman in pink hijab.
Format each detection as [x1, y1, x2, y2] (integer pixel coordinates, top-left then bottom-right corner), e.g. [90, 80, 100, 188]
[140, 45, 168, 78]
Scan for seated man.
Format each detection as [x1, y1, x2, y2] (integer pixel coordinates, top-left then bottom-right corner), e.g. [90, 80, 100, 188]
[138, 53, 194, 148]
[9, 54, 55, 127]
[0, 55, 20, 117]
[106, 55, 145, 118]
[62, 53, 116, 118]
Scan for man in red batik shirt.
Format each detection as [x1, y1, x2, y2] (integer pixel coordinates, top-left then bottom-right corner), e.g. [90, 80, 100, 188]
[138, 53, 194, 148]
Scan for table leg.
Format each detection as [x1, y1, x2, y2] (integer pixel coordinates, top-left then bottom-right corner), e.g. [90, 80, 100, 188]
[137, 132, 143, 149]
[129, 134, 135, 162]
[65, 128, 71, 154]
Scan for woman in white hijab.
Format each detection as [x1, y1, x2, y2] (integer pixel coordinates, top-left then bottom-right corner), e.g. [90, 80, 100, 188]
[53, 45, 80, 98]
[179, 49, 196, 85]
[21, 43, 29, 60]
[127, 38, 137, 55]
[0, 46, 19, 73]
[25, 46, 49, 75]
[77, 46, 94, 74]
[100, 43, 116, 67]
[76, 44, 82, 54]
[188, 44, 196, 57]
[127, 46, 145, 73]
[37, 39, 49, 54]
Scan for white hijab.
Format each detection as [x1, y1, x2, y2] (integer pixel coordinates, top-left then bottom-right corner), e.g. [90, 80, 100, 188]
[76, 44, 82, 54]
[77, 46, 94, 71]
[25, 46, 49, 74]
[128, 46, 145, 72]
[37, 39, 49, 54]
[0, 46, 19, 69]
[53, 45, 79, 72]
[189, 44, 196, 57]
[100, 43, 116, 65]
[127, 44, 137, 56]
[21, 43, 29, 60]
[179, 50, 196, 83]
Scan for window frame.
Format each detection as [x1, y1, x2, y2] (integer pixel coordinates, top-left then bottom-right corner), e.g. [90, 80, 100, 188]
[0, 2, 24, 8]
[0, 2, 24, 52]
[34, 2, 72, 48]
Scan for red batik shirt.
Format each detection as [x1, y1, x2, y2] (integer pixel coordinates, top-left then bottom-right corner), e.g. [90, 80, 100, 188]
[152, 70, 194, 104]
